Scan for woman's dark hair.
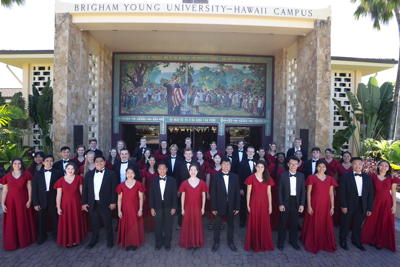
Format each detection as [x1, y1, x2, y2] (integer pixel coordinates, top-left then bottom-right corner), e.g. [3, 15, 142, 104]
[141, 148, 152, 162]
[30, 151, 45, 170]
[146, 155, 158, 171]
[340, 151, 352, 163]
[213, 153, 222, 159]
[108, 148, 120, 163]
[273, 152, 286, 179]
[189, 163, 200, 173]
[256, 160, 270, 183]
[65, 162, 78, 175]
[315, 159, 328, 175]
[125, 167, 136, 177]
[376, 160, 392, 177]
[9, 158, 25, 173]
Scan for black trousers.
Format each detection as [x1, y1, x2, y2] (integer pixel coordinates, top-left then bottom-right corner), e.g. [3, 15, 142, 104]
[89, 201, 114, 244]
[278, 197, 300, 245]
[239, 194, 247, 226]
[154, 205, 174, 247]
[177, 196, 182, 226]
[37, 193, 58, 241]
[213, 205, 235, 244]
[339, 197, 365, 245]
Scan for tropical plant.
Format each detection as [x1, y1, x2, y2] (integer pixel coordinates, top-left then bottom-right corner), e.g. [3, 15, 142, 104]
[0, 0, 24, 7]
[363, 139, 400, 170]
[351, 0, 400, 139]
[332, 77, 394, 155]
[28, 82, 53, 154]
[0, 104, 12, 127]
[0, 143, 32, 170]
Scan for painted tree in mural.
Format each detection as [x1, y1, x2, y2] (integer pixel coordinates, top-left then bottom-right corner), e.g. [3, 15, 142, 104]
[351, 0, 400, 139]
[125, 62, 169, 88]
[174, 63, 194, 86]
[0, 0, 24, 7]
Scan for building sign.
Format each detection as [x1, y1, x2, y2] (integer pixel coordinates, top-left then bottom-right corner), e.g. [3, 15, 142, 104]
[56, 0, 330, 20]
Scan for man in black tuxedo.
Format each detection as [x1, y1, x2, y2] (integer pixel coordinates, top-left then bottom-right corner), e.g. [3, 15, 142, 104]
[211, 158, 240, 252]
[175, 148, 201, 227]
[225, 144, 239, 174]
[286, 138, 307, 161]
[339, 157, 374, 251]
[113, 148, 140, 183]
[164, 144, 182, 178]
[82, 156, 118, 248]
[133, 137, 151, 161]
[233, 140, 246, 166]
[238, 146, 256, 227]
[85, 138, 103, 157]
[303, 147, 321, 178]
[32, 155, 64, 244]
[53, 146, 71, 172]
[277, 157, 305, 250]
[150, 163, 177, 251]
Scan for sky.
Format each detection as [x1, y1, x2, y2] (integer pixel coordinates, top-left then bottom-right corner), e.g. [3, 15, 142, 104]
[0, 0, 398, 87]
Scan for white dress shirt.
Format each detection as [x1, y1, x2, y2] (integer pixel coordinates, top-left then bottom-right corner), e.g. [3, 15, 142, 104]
[159, 176, 167, 200]
[222, 173, 229, 194]
[62, 159, 70, 170]
[289, 173, 297, 196]
[354, 172, 363, 197]
[44, 170, 52, 191]
[119, 162, 128, 183]
[311, 159, 318, 174]
[238, 151, 243, 162]
[171, 157, 176, 172]
[93, 169, 105, 201]
[248, 159, 254, 172]
[185, 161, 191, 170]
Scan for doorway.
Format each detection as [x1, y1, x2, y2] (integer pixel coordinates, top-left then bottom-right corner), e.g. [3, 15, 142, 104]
[225, 126, 263, 149]
[167, 125, 218, 151]
[121, 124, 160, 153]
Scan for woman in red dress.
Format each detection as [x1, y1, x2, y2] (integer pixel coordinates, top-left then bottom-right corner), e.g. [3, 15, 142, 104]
[107, 148, 119, 168]
[137, 149, 151, 170]
[154, 140, 169, 162]
[269, 152, 286, 230]
[1, 158, 36, 250]
[141, 155, 158, 232]
[206, 153, 222, 229]
[55, 163, 87, 247]
[266, 143, 277, 166]
[117, 167, 145, 250]
[28, 151, 44, 176]
[322, 148, 340, 178]
[71, 145, 86, 169]
[362, 160, 400, 251]
[204, 141, 223, 166]
[179, 164, 208, 248]
[334, 151, 353, 226]
[245, 161, 274, 251]
[302, 160, 337, 253]
[196, 150, 210, 181]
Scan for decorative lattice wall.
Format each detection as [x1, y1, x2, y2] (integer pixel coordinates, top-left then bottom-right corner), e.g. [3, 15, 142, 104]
[88, 53, 99, 140]
[285, 58, 297, 150]
[31, 65, 52, 90]
[331, 71, 353, 151]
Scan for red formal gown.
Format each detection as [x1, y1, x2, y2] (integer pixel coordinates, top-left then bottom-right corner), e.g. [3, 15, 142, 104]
[179, 180, 208, 248]
[297, 161, 305, 173]
[244, 174, 275, 251]
[116, 181, 145, 248]
[269, 165, 286, 230]
[198, 160, 210, 181]
[361, 174, 400, 251]
[71, 157, 85, 168]
[2, 172, 36, 250]
[265, 154, 276, 166]
[322, 158, 340, 177]
[54, 175, 87, 247]
[154, 149, 169, 162]
[141, 168, 158, 232]
[301, 175, 338, 253]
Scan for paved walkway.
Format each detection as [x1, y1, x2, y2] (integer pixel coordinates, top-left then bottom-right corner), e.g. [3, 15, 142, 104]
[0, 214, 399, 267]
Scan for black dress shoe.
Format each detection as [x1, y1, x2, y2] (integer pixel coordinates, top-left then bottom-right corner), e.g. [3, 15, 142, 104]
[155, 245, 162, 250]
[290, 242, 300, 250]
[277, 244, 284, 251]
[340, 241, 348, 250]
[107, 242, 114, 248]
[211, 243, 219, 252]
[374, 245, 382, 250]
[37, 238, 46, 245]
[352, 241, 365, 251]
[86, 240, 97, 249]
[228, 243, 237, 252]
[165, 244, 171, 251]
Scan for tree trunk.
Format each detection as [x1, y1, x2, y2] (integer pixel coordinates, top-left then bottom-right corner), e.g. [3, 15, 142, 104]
[388, 7, 400, 139]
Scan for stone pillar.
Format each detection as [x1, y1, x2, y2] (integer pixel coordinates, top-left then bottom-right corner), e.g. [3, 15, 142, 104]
[53, 13, 112, 158]
[296, 18, 331, 154]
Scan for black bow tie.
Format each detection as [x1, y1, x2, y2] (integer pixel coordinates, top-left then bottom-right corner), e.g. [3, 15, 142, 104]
[171, 156, 176, 159]
[95, 169, 104, 173]
[248, 159, 253, 162]
[354, 173, 362, 177]
[312, 160, 318, 162]
[44, 169, 52, 172]
[159, 177, 166, 181]
[223, 174, 229, 178]
[63, 160, 69, 163]
[290, 175, 296, 178]
[121, 161, 128, 164]
[186, 161, 191, 164]
[238, 150, 243, 152]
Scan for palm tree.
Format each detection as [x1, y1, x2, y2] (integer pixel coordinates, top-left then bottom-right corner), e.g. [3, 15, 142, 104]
[351, 0, 400, 139]
[1, 0, 24, 7]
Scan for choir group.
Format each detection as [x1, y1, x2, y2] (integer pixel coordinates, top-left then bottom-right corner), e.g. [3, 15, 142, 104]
[0, 137, 399, 254]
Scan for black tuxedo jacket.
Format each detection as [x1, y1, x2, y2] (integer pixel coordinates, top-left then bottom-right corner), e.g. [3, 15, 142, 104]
[278, 171, 306, 208]
[303, 159, 319, 178]
[149, 176, 177, 210]
[32, 168, 64, 208]
[164, 155, 182, 178]
[82, 169, 118, 207]
[112, 160, 141, 183]
[53, 159, 70, 172]
[210, 172, 241, 215]
[286, 147, 308, 161]
[133, 146, 151, 161]
[340, 172, 374, 213]
[238, 158, 256, 189]
[225, 153, 239, 174]
[233, 149, 247, 164]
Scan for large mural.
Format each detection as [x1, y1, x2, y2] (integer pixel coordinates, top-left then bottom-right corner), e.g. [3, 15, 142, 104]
[119, 60, 267, 117]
